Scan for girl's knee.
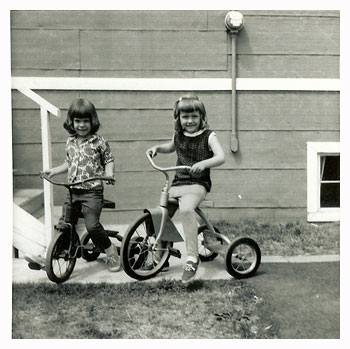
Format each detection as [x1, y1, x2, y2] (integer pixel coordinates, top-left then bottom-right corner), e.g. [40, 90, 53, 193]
[85, 221, 103, 234]
[179, 206, 196, 215]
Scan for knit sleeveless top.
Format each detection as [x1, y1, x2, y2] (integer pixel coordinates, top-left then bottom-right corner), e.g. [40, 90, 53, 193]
[172, 129, 214, 192]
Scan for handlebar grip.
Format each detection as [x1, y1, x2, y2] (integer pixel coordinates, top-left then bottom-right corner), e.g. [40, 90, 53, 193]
[145, 151, 191, 172]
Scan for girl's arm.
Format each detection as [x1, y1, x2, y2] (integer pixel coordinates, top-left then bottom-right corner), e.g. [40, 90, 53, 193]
[105, 161, 114, 178]
[190, 134, 225, 174]
[41, 162, 68, 178]
[104, 161, 115, 185]
[147, 138, 175, 157]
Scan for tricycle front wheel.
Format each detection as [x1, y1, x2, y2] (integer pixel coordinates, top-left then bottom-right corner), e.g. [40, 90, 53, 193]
[121, 213, 172, 280]
[45, 231, 78, 283]
[225, 237, 261, 279]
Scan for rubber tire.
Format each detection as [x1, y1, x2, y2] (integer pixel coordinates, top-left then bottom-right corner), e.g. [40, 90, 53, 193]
[197, 225, 223, 262]
[121, 213, 172, 280]
[225, 237, 261, 279]
[45, 232, 78, 283]
[81, 233, 101, 262]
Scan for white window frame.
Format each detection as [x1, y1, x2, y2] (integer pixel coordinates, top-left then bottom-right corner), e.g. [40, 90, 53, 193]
[307, 142, 340, 222]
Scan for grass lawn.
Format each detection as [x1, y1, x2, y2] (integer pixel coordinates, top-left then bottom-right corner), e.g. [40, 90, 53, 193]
[12, 279, 279, 339]
[214, 220, 339, 256]
[12, 220, 339, 339]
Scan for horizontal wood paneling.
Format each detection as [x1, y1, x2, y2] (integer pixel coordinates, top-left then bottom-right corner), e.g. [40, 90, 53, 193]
[236, 17, 339, 55]
[13, 90, 339, 123]
[10, 10, 340, 223]
[13, 169, 306, 210]
[10, 11, 208, 30]
[13, 130, 339, 175]
[11, 90, 82, 109]
[236, 55, 339, 78]
[12, 91, 339, 144]
[11, 55, 339, 79]
[210, 12, 339, 55]
[80, 31, 226, 71]
[10, 11, 339, 77]
[11, 29, 80, 69]
[11, 10, 339, 30]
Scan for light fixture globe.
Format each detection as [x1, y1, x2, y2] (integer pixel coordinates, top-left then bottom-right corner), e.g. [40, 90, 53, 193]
[225, 11, 244, 33]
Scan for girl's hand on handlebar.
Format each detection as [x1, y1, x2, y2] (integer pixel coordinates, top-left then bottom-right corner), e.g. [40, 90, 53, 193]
[147, 146, 158, 158]
[40, 169, 55, 178]
[190, 162, 206, 175]
[105, 177, 115, 185]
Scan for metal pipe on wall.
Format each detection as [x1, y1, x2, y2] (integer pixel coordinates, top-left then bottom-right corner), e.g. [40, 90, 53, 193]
[225, 11, 244, 153]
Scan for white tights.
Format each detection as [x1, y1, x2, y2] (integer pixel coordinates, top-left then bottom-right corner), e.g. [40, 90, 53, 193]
[169, 184, 207, 262]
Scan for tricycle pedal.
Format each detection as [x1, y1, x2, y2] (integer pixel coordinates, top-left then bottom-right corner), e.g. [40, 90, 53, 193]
[168, 247, 181, 259]
[106, 230, 122, 242]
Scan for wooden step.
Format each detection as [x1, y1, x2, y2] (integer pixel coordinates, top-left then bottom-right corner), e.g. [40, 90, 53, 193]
[13, 189, 44, 216]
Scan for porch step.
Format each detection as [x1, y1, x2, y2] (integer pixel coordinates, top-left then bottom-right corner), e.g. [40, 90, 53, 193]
[13, 189, 44, 217]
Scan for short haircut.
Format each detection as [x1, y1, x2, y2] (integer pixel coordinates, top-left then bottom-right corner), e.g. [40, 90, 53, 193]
[63, 98, 100, 135]
[173, 95, 208, 133]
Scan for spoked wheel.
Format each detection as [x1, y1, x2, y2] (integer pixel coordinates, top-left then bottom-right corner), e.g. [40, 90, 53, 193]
[45, 231, 79, 283]
[121, 213, 172, 280]
[81, 232, 101, 262]
[225, 237, 261, 279]
[197, 225, 223, 262]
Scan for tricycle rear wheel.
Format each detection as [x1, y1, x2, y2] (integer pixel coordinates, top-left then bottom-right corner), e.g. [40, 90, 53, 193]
[225, 237, 261, 279]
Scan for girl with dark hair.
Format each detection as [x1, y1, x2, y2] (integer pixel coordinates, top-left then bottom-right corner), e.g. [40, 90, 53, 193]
[41, 98, 120, 272]
[147, 95, 225, 284]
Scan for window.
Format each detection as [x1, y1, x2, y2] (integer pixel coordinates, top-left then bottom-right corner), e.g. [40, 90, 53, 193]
[307, 142, 340, 222]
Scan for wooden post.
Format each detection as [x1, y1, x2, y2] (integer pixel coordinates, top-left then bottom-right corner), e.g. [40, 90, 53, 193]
[40, 107, 54, 245]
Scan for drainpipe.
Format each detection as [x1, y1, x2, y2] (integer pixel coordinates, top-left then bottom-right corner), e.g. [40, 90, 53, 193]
[225, 11, 244, 153]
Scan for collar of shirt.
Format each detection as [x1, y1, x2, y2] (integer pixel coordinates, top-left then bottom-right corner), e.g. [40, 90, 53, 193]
[68, 134, 98, 144]
[183, 129, 206, 137]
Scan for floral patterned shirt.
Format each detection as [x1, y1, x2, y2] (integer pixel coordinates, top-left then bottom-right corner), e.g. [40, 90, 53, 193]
[66, 134, 114, 190]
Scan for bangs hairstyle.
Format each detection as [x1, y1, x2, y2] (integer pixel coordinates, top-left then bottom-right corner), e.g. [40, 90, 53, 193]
[63, 98, 100, 135]
[173, 95, 208, 133]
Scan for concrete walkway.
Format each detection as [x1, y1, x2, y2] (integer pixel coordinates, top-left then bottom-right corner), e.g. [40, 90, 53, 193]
[12, 245, 340, 285]
[12, 223, 340, 284]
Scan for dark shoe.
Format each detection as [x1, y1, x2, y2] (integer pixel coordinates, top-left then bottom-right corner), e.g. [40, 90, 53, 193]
[161, 260, 170, 272]
[54, 221, 71, 232]
[181, 260, 200, 285]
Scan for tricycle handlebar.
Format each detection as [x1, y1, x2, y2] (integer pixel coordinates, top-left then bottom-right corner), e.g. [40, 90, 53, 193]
[40, 173, 115, 187]
[146, 151, 191, 173]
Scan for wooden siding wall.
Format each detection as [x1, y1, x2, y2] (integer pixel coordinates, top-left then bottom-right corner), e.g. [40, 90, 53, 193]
[11, 10, 340, 223]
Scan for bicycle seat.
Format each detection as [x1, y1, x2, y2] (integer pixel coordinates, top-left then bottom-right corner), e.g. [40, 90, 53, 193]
[167, 198, 179, 208]
[102, 199, 115, 209]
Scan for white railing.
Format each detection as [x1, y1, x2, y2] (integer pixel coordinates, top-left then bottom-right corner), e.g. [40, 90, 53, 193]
[14, 87, 61, 246]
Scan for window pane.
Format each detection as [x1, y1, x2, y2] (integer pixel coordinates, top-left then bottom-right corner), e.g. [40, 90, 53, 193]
[321, 155, 340, 180]
[320, 183, 340, 207]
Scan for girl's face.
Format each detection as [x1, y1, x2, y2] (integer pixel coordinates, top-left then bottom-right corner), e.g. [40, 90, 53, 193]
[73, 117, 91, 137]
[179, 111, 201, 133]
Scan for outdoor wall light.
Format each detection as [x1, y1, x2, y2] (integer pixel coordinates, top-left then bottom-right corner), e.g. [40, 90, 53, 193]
[225, 10, 244, 34]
